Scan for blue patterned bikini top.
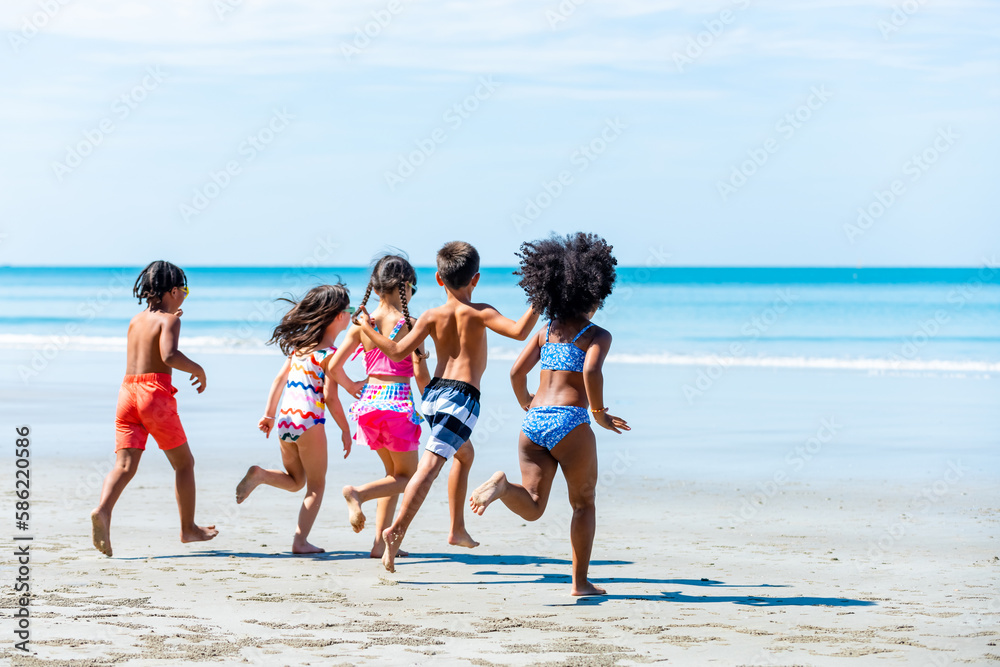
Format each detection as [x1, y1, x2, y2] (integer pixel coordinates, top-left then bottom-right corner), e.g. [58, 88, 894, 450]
[540, 321, 594, 372]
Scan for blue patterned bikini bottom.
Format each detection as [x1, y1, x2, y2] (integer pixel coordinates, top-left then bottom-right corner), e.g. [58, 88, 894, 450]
[521, 406, 591, 450]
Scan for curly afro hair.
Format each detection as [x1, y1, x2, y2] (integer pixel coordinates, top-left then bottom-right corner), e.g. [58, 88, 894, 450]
[515, 232, 617, 322]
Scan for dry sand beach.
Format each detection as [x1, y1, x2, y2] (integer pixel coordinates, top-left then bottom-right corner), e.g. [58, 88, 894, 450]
[2, 351, 998, 665]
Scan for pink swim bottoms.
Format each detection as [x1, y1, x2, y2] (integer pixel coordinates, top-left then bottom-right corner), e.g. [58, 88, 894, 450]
[355, 410, 421, 452]
[350, 383, 422, 452]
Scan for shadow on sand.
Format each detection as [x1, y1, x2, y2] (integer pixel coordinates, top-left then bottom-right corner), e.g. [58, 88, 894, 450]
[116, 549, 373, 561]
[112, 550, 876, 608]
[393, 555, 875, 609]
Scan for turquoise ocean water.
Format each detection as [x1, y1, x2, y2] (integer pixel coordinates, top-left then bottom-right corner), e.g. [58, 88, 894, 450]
[1, 266, 998, 484]
[2, 266, 998, 372]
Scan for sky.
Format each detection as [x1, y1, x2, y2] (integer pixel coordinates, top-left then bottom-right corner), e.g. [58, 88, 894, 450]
[0, 0, 997, 267]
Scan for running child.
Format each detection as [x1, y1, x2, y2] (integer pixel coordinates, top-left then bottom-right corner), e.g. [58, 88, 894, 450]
[235, 284, 357, 554]
[327, 255, 431, 559]
[469, 233, 629, 597]
[355, 241, 539, 572]
[91, 261, 218, 557]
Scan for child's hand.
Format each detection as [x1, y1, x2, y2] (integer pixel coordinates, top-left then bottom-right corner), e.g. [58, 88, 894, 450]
[349, 379, 365, 399]
[594, 409, 630, 434]
[341, 430, 352, 458]
[352, 306, 369, 327]
[176, 308, 184, 318]
[190, 368, 207, 393]
[258, 416, 274, 438]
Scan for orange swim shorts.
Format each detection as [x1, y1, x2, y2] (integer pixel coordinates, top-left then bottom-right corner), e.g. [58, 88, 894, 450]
[115, 373, 188, 452]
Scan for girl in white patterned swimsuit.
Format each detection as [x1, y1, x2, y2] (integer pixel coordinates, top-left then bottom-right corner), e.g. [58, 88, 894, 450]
[235, 284, 361, 554]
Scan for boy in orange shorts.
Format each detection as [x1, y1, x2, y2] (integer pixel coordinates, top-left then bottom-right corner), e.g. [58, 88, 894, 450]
[91, 261, 218, 556]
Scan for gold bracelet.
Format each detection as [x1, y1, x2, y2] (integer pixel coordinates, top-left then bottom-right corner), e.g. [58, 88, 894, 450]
[590, 407, 608, 414]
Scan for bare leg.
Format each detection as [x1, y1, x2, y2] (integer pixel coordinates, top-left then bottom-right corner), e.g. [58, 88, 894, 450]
[381, 450, 447, 572]
[164, 444, 218, 544]
[364, 449, 418, 558]
[236, 440, 307, 503]
[91, 448, 143, 556]
[291, 426, 327, 554]
[550, 425, 605, 596]
[448, 442, 478, 548]
[470, 432, 558, 521]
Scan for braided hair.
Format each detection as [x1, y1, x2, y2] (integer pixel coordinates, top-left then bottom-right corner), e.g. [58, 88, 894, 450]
[357, 254, 418, 329]
[133, 260, 187, 304]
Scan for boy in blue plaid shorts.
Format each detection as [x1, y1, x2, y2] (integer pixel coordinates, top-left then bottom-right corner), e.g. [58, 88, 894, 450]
[356, 241, 538, 572]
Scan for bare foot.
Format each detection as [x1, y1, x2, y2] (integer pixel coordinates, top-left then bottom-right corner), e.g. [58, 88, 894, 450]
[571, 581, 607, 597]
[448, 529, 479, 549]
[292, 540, 325, 555]
[342, 485, 365, 533]
[381, 526, 403, 573]
[180, 525, 219, 543]
[469, 471, 508, 516]
[370, 547, 409, 559]
[236, 466, 263, 504]
[91, 509, 112, 557]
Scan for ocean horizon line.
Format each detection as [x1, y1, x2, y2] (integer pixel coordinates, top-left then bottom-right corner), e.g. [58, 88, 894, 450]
[3, 265, 997, 285]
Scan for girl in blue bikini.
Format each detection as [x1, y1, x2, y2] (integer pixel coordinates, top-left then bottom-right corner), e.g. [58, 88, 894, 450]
[469, 232, 629, 597]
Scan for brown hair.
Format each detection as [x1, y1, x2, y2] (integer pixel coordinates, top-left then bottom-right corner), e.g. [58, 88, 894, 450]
[357, 254, 418, 329]
[268, 284, 350, 356]
[436, 241, 479, 289]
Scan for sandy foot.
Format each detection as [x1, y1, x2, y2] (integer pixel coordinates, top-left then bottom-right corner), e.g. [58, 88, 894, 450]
[469, 471, 508, 516]
[292, 540, 325, 555]
[91, 510, 112, 557]
[235, 466, 262, 504]
[342, 486, 366, 533]
[448, 529, 479, 548]
[180, 525, 219, 544]
[370, 547, 409, 559]
[571, 581, 608, 597]
[381, 526, 404, 573]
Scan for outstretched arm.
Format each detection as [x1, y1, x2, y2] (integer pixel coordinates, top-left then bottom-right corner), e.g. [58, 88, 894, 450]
[356, 308, 433, 362]
[159, 316, 206, 393]
[327, 326, 365, 398]
[510, 329, 543, 410]
[259, 356, 291, 438]
[481, 305, 538, 341]
[582, 330, 629, 434]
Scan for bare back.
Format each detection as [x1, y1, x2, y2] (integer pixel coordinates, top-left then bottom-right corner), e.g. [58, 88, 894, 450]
[124, 309, 176, 376]
[533, 320, 602, 408]
[425, 299, 495, 387]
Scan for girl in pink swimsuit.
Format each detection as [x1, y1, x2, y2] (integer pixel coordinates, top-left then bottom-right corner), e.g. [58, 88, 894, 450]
[328, 255, 431, 559]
